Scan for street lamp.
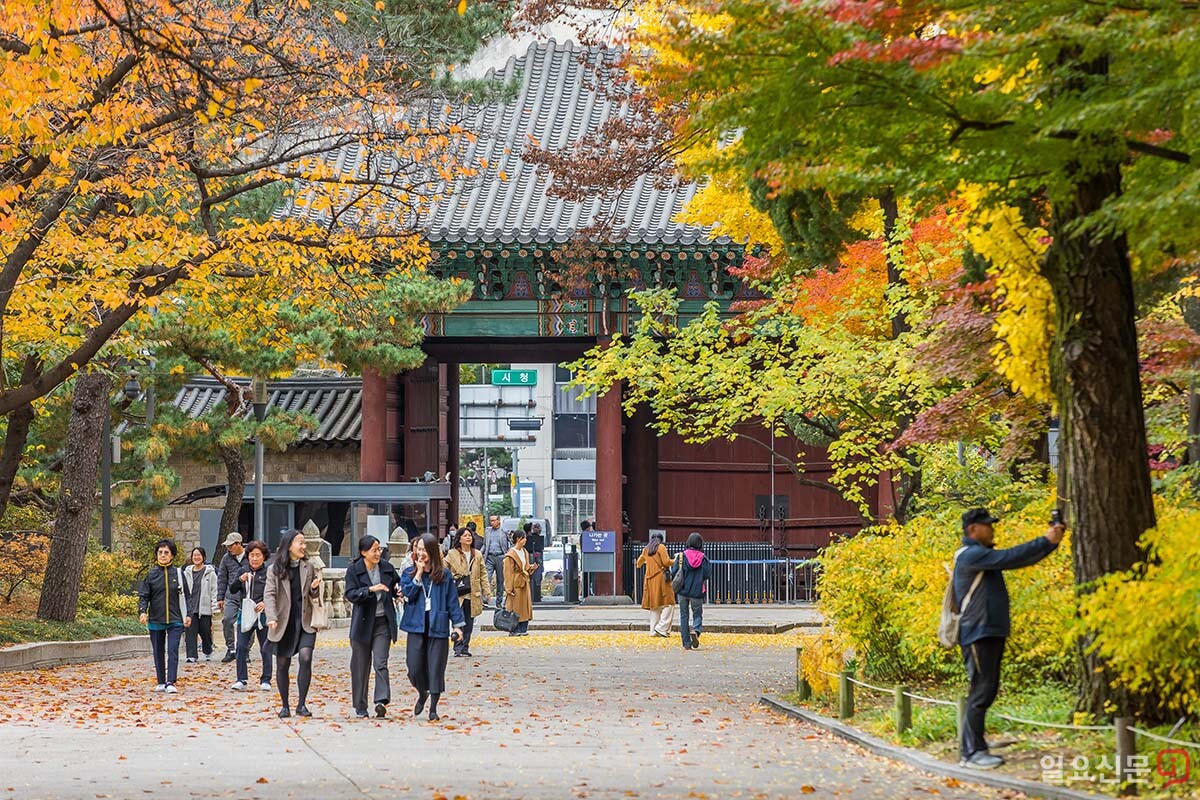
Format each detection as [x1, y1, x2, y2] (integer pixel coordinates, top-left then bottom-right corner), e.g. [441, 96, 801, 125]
[100, 375, 142, 550]
[252, 378, 268, 541]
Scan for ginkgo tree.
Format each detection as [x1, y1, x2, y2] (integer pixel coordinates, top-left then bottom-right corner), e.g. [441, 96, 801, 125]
[0, 0, 482, 620]
[586, 0, 1198, 715]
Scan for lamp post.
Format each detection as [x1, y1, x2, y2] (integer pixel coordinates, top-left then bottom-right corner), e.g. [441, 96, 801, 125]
[252, 378, 268, 541]
[100, 375, 143, 550]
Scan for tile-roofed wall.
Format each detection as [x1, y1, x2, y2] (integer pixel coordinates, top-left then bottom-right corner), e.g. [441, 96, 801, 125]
[170, 377, 361, 446]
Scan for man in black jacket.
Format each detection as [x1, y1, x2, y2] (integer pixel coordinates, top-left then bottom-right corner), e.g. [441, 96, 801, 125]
[954, 508, 1065, 769]
[215, 532, 246, 663]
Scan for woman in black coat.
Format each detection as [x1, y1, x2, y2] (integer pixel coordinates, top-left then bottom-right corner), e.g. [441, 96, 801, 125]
[225, 541, 272, 691]
[343, 535, 402, 718]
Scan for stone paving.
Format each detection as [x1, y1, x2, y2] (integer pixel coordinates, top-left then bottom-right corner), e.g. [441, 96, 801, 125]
[0, 630, 1012, 800]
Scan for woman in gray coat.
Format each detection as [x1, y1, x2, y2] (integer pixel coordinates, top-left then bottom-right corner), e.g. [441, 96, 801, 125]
[264, 530, 322, 718]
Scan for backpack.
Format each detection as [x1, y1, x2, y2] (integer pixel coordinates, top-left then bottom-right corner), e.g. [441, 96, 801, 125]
[670, 554, 685, 594]
[937, 547, 983, 648]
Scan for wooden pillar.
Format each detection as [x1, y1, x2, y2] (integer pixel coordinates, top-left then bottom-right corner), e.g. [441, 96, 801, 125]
[595, 380, 624, 595]
[447, 365, 460, 527]
[360, 367, 387, 482]
[624, 402, 658, 541]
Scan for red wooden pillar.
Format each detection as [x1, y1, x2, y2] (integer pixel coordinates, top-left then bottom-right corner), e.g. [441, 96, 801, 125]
[447, 365, 460, 527]
[360, 367, 387, 482]
[595, 380, 624, 596]
[624, 402, 658, 541]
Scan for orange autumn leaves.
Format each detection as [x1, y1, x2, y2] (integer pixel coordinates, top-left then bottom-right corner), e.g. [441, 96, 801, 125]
[791, 207, 966, 336]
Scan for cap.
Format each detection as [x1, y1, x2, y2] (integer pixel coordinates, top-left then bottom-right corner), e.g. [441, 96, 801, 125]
[222, 532, 244, 546]
[962, 508, 1000, 530]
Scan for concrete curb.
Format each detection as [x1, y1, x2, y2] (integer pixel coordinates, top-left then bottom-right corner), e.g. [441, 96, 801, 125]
[0, 635, 151, 673]
[759, 695, 1106, 800]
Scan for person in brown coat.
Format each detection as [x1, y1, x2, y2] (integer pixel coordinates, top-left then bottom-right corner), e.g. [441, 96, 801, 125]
[502, 528, 536, 636]
[635, 532, 675, 637]
[264, 530, 323, 718]
[444, 527, 489, 657]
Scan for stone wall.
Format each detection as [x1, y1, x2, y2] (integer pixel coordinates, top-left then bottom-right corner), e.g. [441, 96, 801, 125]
[156, 445, 359, 552]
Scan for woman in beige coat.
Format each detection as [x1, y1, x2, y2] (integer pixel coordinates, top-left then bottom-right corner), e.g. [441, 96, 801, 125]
[265, 530, 322, 718]
[444, 528, 489, 657]
[502, 529, 536, 636]
[635, 531, 675, 637]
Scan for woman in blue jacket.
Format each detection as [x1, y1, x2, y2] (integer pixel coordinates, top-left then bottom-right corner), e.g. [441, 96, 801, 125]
[400, 533, 465, 721]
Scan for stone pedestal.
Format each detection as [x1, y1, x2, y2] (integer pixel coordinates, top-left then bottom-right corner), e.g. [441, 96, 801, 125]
[388, 526, 411, 569]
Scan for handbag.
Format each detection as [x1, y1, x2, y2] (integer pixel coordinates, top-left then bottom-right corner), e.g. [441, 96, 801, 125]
[493, 606, 519, 632]
[309, 577, 329, 631]
[670, 554, 686, 594]
[454, 573, 471, 597]
[239, 595, 259, 633]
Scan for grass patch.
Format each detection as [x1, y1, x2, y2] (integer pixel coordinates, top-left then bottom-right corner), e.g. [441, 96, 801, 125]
[0, 614, 144, 646]
[783, 680, 1199, 799]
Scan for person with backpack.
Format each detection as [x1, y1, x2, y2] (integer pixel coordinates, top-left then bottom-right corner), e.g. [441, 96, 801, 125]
[635, 531, 675, 637]
[667, 532, 712, 650]
[137, 539, 190, 693]
[947, 508, 1064, 769]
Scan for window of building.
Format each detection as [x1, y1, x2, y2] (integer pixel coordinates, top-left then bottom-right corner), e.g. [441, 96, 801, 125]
[556, 480, 596, 536]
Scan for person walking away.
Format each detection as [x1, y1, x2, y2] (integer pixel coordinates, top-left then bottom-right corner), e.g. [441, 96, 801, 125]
[955, 508, 1063, 769]
[264, 530, 323, 718]
[482, 515, 508, 605]
[444, 528, 488, 657]
[182, 547, 218, 662]
[527, 522, 546, 603]
[668, 532, 712, 650]
[227, 541, 272, 691]
[502, 528, 536, 636]
[215, 532, 247, 663]
[399, 534, 465, 721]
[344, 535, 402, 719]
[137, 539, 191, 693]
[635, 532, 675, 637]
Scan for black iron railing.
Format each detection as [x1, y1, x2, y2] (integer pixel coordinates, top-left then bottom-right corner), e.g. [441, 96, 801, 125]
[622, 542, 820, 604]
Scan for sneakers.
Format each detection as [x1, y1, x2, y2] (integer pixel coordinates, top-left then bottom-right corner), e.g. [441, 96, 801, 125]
[259, 682, 271, 691]
[960, 752, 1004, 770]
[220, 652, 236, 663]
[153, 684, 166, 692]
[203, 653, 213, 662]
[231, 681, 247, 691]
[165, 684, 178, 694]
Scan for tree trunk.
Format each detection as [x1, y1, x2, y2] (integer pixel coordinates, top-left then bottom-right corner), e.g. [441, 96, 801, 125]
[1043, 157, 1156, 717]
[0, 357, 43, 516]
[38, 371, 111, 622]
[880, 188, 919, 521]
[216, 442, 245, 544]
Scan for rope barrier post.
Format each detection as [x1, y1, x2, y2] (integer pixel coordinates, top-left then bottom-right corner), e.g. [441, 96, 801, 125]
[1115, 717, 1136, 796]
[956, 696, 968, 749]
[894, 685, 911, 735]
[795, 647, 812, 701]
[839, 670, 854, 719]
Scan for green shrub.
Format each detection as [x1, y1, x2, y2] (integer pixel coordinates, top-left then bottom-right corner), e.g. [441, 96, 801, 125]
[112, 514, 176, 564]
[817, 490, 1075, 687]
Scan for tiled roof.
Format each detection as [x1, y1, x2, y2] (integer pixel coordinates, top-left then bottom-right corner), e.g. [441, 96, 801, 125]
[278, 39, 723, 247]
[170, 377, 361, 446]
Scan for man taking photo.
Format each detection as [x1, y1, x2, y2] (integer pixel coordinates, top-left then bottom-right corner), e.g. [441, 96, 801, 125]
[955, 507, 1065, 769]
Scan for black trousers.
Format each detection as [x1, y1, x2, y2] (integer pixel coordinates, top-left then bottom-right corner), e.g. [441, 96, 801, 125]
[405, 632, 449, 695]
[184, 614, 213, 659]
[455, 599, 474, 654]
[350, 616, 393, 712]
[961, 636, 1005, 758]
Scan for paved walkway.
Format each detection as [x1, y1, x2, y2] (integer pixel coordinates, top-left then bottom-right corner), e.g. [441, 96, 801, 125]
[0, 631, 1007, 800]
[459, 602, 820, 632]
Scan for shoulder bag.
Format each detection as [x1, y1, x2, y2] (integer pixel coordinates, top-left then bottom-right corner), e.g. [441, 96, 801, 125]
[239, 571, 259, 633]
[670, 554, 685, 594]
[309, 569, 329, 631]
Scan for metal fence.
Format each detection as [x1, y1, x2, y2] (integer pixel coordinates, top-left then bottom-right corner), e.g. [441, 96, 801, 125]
[622, 542, 819, 604]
